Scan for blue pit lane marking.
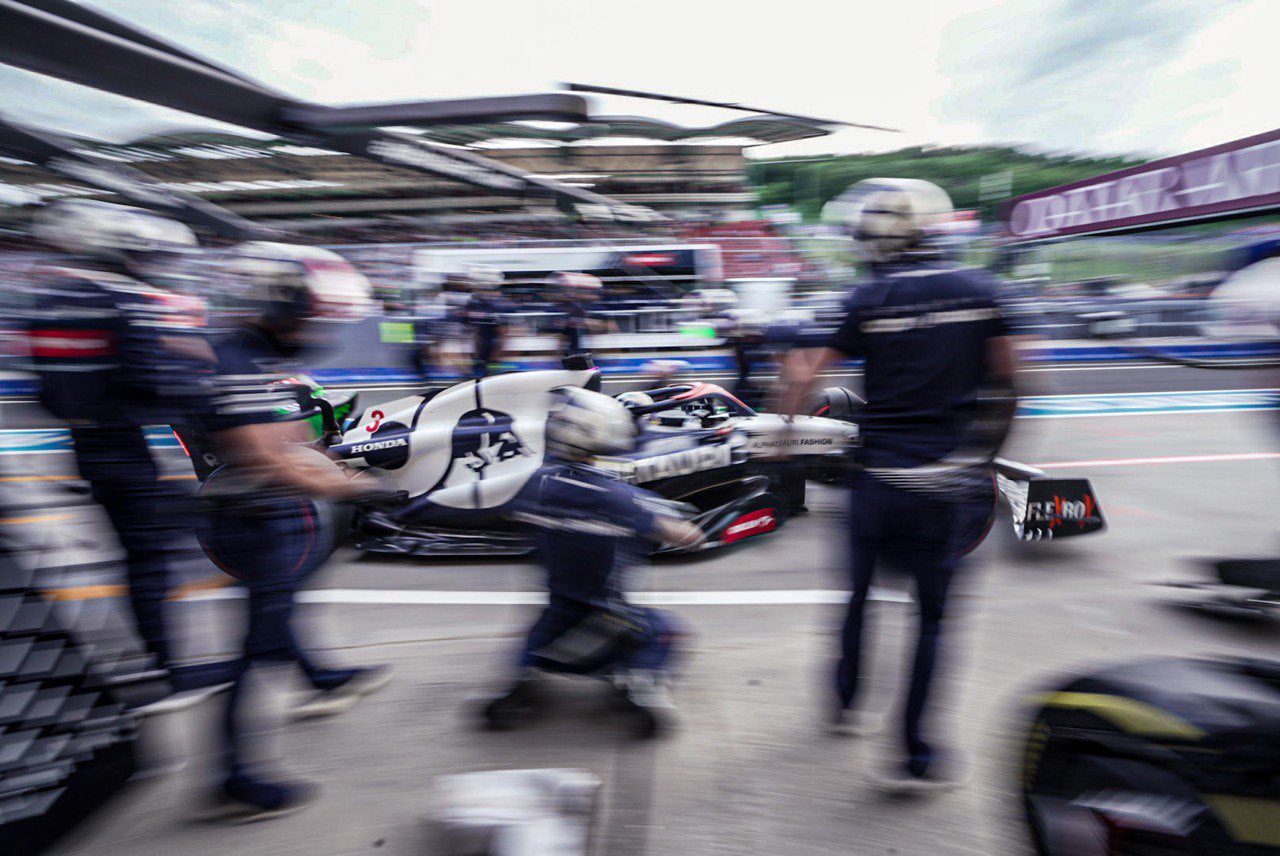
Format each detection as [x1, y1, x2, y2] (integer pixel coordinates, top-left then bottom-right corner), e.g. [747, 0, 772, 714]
[1019, 388, 1277, 417]
[0, 427, 182, 455]
[0, 390, 1274, 453]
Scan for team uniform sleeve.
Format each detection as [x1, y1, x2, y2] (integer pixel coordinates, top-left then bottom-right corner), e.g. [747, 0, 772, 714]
[992, 291, 1037, 339]
[607, 482, 661, 539]
[825, 291, 865, 357]
[508, 469, 661, 540]
[203, 334, 308, 433]
[978, 277, 1019, 339]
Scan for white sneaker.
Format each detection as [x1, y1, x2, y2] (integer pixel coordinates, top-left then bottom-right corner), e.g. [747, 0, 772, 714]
[829, 708, 881, 738]
[873, 757, 967, 794]
[614, 670, 676, 738]
[291, 666, 392, 720]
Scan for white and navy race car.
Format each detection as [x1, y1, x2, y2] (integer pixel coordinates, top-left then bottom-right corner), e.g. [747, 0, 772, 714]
[184, 359, 1104, 562]
[314, 363, 1104, 557]
[324, 366, 845, 556]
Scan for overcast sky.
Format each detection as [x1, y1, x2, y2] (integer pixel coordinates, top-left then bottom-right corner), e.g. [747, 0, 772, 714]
[1, 0, 1275, 158]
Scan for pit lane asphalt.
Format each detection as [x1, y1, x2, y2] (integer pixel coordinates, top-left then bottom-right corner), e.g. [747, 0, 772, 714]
[21, 363, 1280, 856]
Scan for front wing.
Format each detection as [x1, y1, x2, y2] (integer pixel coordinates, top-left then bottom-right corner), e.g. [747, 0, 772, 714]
[995, 459, 1106, 542]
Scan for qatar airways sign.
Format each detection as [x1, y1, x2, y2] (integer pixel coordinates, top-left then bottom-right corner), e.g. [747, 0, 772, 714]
[1007, 128, 1280, 240]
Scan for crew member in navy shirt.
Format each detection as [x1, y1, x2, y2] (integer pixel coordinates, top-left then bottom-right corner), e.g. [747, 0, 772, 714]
[459, 265, 508, 377]
[199, 241, 392, 821]
[26, 200, 213, 685]
[548, 271, 605, 357]
[783, 179, 1019, 789]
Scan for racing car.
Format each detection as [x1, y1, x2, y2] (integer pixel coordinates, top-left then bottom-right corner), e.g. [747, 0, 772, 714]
[182, 358, 1105, 561]
[330, 365, 854, 556]
[1021, 656, 1280, 855]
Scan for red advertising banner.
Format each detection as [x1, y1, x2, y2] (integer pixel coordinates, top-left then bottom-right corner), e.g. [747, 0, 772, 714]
[1005, 128, 1280, 241]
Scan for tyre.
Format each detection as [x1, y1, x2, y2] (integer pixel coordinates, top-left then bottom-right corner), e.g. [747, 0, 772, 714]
[808, 386, 862, 422]
[1024, 739, 1208, 855]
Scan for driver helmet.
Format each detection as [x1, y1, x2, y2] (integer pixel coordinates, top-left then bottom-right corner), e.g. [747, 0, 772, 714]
[228, 241, 374, 327]
[726, 308, 768, 338]
[545, 386, 638, 459]
[32, 199, 197, 284]
[548, 271, 603, 301]
[821, 178, 953, 263]
[463, 264, 504, 294]
[615, 391, 654, 409]
[692, 288, 737, 317]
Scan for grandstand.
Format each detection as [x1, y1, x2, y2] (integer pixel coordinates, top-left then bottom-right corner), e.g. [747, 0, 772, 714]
[0, 117, 833, 230]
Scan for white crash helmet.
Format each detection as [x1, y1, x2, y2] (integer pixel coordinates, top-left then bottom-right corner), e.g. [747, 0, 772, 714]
[615, 391, 654, 409]
[725, 308, 768, 337]
[228, 241, 374, 323]
[691, 288, 737, 316]
[546, 386, 638, 459]
[32, 199, 197, 268]
[463, 264, 504, 292]
[822, 178, 953, 263]
[547, 271, 603, 297]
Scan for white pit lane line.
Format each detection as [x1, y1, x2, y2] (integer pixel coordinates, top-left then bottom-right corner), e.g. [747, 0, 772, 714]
[180, 587, 912, 606]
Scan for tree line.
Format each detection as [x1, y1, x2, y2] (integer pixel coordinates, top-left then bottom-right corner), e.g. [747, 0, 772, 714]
[747, 146, 1143, 223]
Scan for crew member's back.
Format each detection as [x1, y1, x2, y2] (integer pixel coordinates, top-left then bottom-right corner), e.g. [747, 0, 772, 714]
[831, 262, 1008, 467]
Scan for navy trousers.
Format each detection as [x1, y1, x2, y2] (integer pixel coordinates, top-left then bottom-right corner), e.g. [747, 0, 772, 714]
[208, 503, 352, 777]
[837, 474, 969, 767]
[520, 595, 679, 675]
[71, 423, 182, 667]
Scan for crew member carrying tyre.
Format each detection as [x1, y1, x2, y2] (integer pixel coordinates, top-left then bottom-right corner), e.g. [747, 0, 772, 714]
[198, 241, 394, 821]
[782, 178, 1020, 789]
[481, 387, 704, 737]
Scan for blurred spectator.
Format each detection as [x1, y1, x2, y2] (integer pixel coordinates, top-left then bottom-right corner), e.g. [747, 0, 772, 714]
[458, 265, 509, 378]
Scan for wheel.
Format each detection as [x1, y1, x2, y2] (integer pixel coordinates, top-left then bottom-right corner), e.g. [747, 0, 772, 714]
[1024, 740, 1207, 855]
[957, 473, 1000, 555]
[807, 386, 862, 422]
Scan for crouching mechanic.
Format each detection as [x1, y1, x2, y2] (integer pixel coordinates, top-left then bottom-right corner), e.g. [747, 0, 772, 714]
[481, 388, 704, 737]
[200, 241, 394, 820]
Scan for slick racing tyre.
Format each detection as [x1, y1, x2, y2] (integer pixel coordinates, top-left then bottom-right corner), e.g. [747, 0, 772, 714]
[957, 472, 1000, 556]
[808, 386, 862, 422]
[807, 387, 862, 484]
[196, 465, 347, 581]
[1023, 744, 1209, 855]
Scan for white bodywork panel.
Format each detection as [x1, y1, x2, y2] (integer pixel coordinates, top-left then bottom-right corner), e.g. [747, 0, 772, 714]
[342, 369, 596, 509]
